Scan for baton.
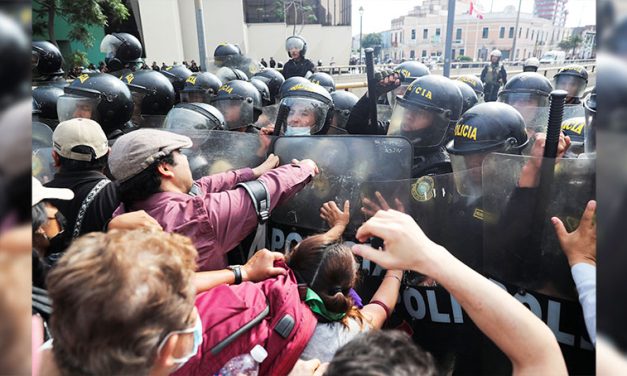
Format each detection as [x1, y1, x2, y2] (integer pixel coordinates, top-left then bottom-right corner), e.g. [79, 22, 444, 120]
[365, 48, 378, 130]
[272, 103, 290, 136]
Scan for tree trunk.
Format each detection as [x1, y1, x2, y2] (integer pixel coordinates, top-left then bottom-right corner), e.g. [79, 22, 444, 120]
[48, 1, 57, 47]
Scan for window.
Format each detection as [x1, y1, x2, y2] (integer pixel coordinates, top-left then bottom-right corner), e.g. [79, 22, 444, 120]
[531, 30, 535, 40]
[410, 50, 415, 58]
[422, 50, 427, 57]
[460, 48, 465, 56]
[499, 27, 505, 38]
[411, 29, 416, 40]
[435, 28, 441, 37]
[243, 0, 285, 23]
[509, 27, 514, 38]
[456, 28, 462, 40]
[423, 28, 428, 40]
[482, 27, 489, 39]
[526, 28, 529, 39]
[452, 49, 456, 59]
[519, 27, 522, 38]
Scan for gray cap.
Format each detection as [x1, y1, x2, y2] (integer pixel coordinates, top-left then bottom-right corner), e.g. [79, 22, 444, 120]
[108, 129, 192, 183]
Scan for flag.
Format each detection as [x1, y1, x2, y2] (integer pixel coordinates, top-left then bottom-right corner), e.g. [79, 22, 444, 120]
[469, 1, 484, 19]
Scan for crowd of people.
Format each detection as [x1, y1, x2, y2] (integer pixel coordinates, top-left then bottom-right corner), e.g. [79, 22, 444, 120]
[30, 31, 597, 375]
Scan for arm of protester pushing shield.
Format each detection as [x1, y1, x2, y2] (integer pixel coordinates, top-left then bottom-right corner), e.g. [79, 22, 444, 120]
[106, 210, 163, 232]
[255, 134, 273, 158]
[518, 132, 571, 188]
[252, 153, 280, 179]
[193, 248, 286, 293]
[320, 200, 350, 241]
[361, 191, 406, 218]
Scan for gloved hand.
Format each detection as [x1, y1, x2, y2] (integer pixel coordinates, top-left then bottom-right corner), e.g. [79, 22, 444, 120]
[371, 69, 401, 97]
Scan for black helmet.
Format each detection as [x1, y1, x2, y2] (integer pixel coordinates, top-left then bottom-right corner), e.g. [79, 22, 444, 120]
[329, 90, 358, 133]
[553, 65, 589, 98]
[163, 102, 226, 131]
[214, 43, 242, 66]
[210, 80, 262, 130]
[583, 88, 596, 154]
[57, 73, 134, 135]
[286, 35, 307, 58]
[180, 72, 222, 103]
[32, 85, 64, 121]
[446, 102, 528, 155]
[278, 79, 334, 135]
[250, 78, 272, 106]
[160, 65, 193, 101]
[309, 72, 336, 92]
[453, 80, 479, 115]
[0, 13, 30, 109]
[215, 66, 248, 83]
[100, 33, 143, 72]
[497, 72, 553, 106]
[122, 70, 175, 128]
[388, 61, 431, 106]
[278, 76, 309, 100]
[455, 75, 484, 101]
[32, 41, 64, 78]
[253, 68, 285, 103]
[387, 75, 463, 148]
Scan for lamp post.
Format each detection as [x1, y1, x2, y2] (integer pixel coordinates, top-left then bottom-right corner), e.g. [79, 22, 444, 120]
[359, 6, 364, 64]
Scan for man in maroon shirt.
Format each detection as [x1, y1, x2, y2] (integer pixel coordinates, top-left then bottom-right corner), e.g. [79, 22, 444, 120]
[109, 129, 318, 271]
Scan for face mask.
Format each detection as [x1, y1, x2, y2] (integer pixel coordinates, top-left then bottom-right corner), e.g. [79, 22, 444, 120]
[285, 126, 311, 136]
[157, 310, 203, 371]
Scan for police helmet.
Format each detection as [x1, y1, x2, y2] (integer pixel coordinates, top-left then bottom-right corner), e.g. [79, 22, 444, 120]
[583, 88, 596, 154]
[0, 13, 30, 109]
[523, 57, 540, 72]
[553, 65, 589, 98]
[286, 35, 307, 58]
[32, 41, 64, 78]
[32, 85, 64, 122]
[210, 80, 262, 130]
[278, 79, 334, 135]
[100, 33, 143, 72]
[278, 76, 310, 100]
[456, 74, 484, 102]
[253, 68, 285, 104]
[250, 78, 272, 106]
[329, 90, 358, 134]
[497, 72, 553, 108]
[214, 43, 242, 65]
[57, 73, 134, 135]
[215, 66, 249, 83]
[453, 80, 479, 115]
[309, 72, 336, 93]
[160, 65, 193, 100]
[388, 61, 431, 106]
[180, 72, 223, 103]
[163, 102, 226, 131]
[387, 75, 463, 148]
[490, 49, 502, 58]
[121, 70, 175, 128]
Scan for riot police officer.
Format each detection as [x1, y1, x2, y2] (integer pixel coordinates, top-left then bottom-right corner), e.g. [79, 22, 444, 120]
[497, 72, 553, 135]
[159, 64, 193, 103]
[56, 72, 134, 139]
[32, 85, 64, 128]
[452, 80, 479, 116]
[277, 76, 310, 101]
[215, 66, 248, 83]
[274, 79, 334, 136]
[523, 57, 540, 72]
[213, 43, 242, 67]
[100, 32, 143, 74]
[121, 70, 176, 128]
[387, 75, 464, 176]
[282, 35, 316, 79]
[210, 80, 262, 132]
[253, 68, 285, 104]
[180, 72, 222, 104]
[308, 72, 335, 93]
[553, 65, 588, 104]
[249, 78, 272, 107]
[32, 41, 65, 84]
[455, 74, 484, 102]
[387, 61, 431, 107]
[328, 91, 359, 134]
[163, 102, 226, 131]
[480, 49, 507, 102]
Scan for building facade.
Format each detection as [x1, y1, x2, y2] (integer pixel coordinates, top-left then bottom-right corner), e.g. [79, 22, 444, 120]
[534, 0, 569, 28]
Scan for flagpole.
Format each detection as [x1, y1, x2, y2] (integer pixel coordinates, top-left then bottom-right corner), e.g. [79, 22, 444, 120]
[474, 12, 479, 61]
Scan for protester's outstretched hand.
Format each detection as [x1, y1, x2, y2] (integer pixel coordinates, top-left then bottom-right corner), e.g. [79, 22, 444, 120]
[352, 210, 446, 274]
[291, 158, 320, 176]
[320, 200, 350, 229]
[253, 153, 280, 178]
[108, 210, 162, 232]
[361, 191, 405, 218]
[519, 132, 571, 187]
[552, 200, 596, 267]
[242, 248, 287, 282]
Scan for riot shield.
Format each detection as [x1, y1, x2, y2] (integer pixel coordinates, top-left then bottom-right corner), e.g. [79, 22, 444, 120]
[167, 129, 273, 180]
[482, 153, 595, 301]
[32, 147, 56, 184]
[254, 104, 279, 129]
[523, 105, 586, 137]
[32, 121, 53, 150]
[270, 136, 413, 234]
[376, 104, 393, 124]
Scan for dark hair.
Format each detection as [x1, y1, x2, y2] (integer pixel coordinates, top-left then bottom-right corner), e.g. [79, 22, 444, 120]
[32, 201, 48, 231]
[325, 330, 437, 376]
[286, 234, 362, 327]
[118, 153, 176, 209]
[58, 145, 108, 172]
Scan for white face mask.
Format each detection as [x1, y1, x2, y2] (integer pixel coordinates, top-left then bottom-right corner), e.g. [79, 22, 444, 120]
[285, 126, 311, 136]
[157, 310, 203, 371]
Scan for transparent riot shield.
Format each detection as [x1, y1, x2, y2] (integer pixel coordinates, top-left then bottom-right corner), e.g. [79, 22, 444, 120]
[523, 105, 587, 139]
[167, 129, 274, 180]
[254, 104, 279, 129]
[32, 121, 53, 150]
[270, 136, 413, 234]
[482, 153, 595, 301]
[32, 147, 56, 184]
[376, 104, 393, 124]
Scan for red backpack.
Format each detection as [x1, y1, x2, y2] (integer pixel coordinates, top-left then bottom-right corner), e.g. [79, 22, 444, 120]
[173, 261, 317, 376]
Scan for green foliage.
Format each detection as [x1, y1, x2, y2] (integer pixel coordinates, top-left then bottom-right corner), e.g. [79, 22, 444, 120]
[456, 55, 473, 62]
[362, 33, 382, 49]
[70, 51, 88, 67]
[558, 35, 583, 53]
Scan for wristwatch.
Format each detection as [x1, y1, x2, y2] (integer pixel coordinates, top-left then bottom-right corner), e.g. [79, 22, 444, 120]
[228, 265, 243, 285]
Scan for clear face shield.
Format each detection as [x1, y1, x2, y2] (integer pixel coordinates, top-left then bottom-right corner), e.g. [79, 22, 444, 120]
[328, 108, 352, 134]
[286, 37, 305, 58]
[450, 152, 488, 197]
[212, 98, 254, 130]
[554, 75, 587, 98]
[498, 92, 549, 136]
[387, 99, 450, 148]
[163, 107, 221, 131]
[99, 34, 123, 60]
[57, 95, 101, 123]
[279, 97, 330, 136]
[180, 91, 211, 104]
[387, 84, 409, 108]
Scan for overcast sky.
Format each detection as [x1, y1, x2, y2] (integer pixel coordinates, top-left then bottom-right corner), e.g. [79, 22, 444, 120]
[351, 0, 596, 35]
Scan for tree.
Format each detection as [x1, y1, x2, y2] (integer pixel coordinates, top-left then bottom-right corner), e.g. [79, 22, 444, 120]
[33, 0, 129, 48]
[362, 33, 382, 49]
[558, 35, 583, 57]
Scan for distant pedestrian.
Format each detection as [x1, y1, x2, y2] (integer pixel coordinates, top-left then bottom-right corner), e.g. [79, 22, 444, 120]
[269, 57, 276, 68]
[260, 58, 268, 68]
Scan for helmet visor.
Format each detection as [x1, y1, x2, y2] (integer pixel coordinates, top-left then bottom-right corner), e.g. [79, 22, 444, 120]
[450, 154, 485, 197]
[329, 108, 352, 134]
[180, 91, 211, 104]
[279, 97, 330, 136]
[212, 98, 254, 130]
[57, 95, 101, 123]
[135, 114, 166, 129]
[555, 75, 587, 98]
[163, 107, 222, 131]
[387, 84, 409, 108]
[286, 37, 305, 52]
[387, 99, 450, 148]
[100, 34, 122, 58]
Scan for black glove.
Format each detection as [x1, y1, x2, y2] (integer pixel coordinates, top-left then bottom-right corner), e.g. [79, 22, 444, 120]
[372, 69, 401, 97]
